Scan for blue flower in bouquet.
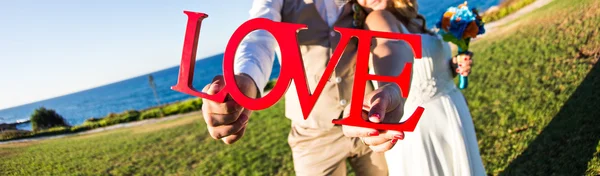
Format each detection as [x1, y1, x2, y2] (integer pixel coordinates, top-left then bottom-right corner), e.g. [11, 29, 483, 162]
[435, 2, 485, 51]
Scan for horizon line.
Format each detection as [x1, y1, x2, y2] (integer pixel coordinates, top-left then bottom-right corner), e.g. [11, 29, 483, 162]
[0, 52, 225, 112]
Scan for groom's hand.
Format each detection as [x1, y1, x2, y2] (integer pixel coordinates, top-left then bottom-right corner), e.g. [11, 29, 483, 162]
[201, 74, 258, 144]
[341, 84, 405, 152]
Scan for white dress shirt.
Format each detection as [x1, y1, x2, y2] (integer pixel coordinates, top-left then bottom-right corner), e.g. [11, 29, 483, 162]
[234, 0, 346, 95]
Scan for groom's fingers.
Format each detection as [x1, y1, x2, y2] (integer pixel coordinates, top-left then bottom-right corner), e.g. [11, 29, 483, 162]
[207, 113, 249, 139]
[221, 109, 251, 144]
[222, 126, 246, 144]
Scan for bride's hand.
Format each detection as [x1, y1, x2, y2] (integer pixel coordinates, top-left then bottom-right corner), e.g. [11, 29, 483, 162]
[341, 84, 405, 153]
[453, 52, 474, 76]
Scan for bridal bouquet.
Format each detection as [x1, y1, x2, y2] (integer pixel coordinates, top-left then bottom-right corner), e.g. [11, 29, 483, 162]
[436, 1, 485, 89]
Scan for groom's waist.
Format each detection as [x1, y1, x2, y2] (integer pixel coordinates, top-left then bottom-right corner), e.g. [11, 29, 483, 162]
[284, 92, 347, 130]
[282, 78, 359, 129]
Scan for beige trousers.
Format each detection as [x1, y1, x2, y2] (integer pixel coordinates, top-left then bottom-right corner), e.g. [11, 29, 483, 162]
[287, 122, 389, 176]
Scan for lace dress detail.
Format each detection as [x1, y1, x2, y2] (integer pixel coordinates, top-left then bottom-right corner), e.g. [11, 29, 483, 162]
[406, 34, 457, 105]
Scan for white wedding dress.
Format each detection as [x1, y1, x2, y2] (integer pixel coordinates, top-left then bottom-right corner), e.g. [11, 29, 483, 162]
[381, 27, 486, 176]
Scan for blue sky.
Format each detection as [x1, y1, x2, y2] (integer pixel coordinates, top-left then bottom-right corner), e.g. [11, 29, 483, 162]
[0, 0, 254, 109]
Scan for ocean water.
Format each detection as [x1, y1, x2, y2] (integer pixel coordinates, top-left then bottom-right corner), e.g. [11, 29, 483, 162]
[0, 0, 500, 130]
[0, 54, 281, 130]
[420, 0, 502, 28]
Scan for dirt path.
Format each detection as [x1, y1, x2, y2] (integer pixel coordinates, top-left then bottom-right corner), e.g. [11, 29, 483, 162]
[0, 111, 201, 145]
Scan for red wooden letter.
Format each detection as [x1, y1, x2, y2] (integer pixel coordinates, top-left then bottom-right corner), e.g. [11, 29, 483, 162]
[331, 28, 425, 132]
[172, 11, 424, 132]
[171, 11, 209, 98]
[224, 17, 344, 117]
[222, 18, 306, 110]
[171, 12, 309, 111]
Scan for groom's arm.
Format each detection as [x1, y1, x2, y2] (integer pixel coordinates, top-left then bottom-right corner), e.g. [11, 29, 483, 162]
[234, 0, 284, 96]
[200, 0, 284, 144]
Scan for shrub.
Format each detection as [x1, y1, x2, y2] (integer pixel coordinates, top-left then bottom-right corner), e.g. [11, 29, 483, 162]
[179, 98, 202, 113]
[264, 79, 277, 92]
[70, 125, 93, 133]
[36, 126, 71, 136]
[98, 119, 110, 127]
[188, 98, 203, 109]
[102, 110, 140, 125]
[177, 104, 196, 114]
[106, 113, 119, 119]
[84, 117, 101, 123]
[140, 108, 164, 120]
[119, 110, 140, 122]
[82, 118, 100, 126]
[3, 98, 204, 141]
[73, 115, 126, 133]
[161, 98, 202, 116]
[0, 130, 32, 140]
[162, 103, 181, 116]
[30, 107, 70, 131]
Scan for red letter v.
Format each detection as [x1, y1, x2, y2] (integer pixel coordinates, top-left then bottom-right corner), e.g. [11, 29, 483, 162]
[285, 33, 352, 120]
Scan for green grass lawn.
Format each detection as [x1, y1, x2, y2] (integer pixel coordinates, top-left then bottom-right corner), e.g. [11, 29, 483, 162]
[466, 0, 600, 175]
[0, 102, 295, 175]
[1, 0, 599, 175]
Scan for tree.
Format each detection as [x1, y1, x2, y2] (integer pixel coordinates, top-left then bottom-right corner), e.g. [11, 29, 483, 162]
[30, 107, 70, 131]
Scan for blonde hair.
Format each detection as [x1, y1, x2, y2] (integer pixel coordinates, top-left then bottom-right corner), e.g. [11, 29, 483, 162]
[387, 0, 431, 34]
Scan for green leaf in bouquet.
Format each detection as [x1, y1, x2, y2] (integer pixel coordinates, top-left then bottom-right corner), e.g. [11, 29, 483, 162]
[441, 33, 469, 51]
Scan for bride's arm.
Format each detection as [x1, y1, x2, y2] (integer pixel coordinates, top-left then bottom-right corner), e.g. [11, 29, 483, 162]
[365, 10, 415, 116]
[365, 10, 416, 91]
[339, 10, 413, 153]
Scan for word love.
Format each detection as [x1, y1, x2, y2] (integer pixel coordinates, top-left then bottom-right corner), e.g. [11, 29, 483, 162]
[171, 11, 425, 131]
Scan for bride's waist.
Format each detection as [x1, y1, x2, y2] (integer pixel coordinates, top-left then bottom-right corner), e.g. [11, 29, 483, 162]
[407, 77, 458, 104]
